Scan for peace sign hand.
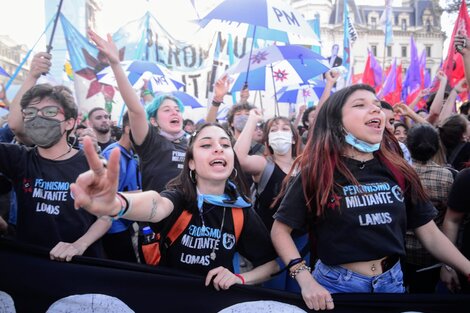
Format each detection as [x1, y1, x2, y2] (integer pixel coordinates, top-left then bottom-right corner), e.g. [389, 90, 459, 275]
[71, 137, 121, 217]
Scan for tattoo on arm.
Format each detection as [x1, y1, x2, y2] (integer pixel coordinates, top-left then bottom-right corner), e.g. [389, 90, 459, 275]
[149, 198, 157, 220]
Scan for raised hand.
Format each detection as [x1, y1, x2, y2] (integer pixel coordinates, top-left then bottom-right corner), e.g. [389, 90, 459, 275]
[248, 108, 264, 123]
[71, 137, 121, 217]
[455, 35, 470, 56]
[454, 78, 468, 94]
[214, 74, 231, 102]
[88, 29, 120, 65]
[325, 69, 341, 85]
[29, 52, 52, 79]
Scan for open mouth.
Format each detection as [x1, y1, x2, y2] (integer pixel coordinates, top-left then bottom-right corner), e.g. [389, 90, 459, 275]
[365, 118, 382, 129]
[209, 159, 227, 167]
[170, 118, 180, 125]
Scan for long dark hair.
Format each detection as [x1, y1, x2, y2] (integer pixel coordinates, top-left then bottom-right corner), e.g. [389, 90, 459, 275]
[274, 84, 428, 216]
[166, 123, 250, 214]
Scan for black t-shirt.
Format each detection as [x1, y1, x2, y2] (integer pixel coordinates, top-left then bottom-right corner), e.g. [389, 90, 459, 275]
[158, 189, 276, 276]
[98, 138, 116, 152]
[131, 126, 187, 192]
[447, 142, 470, 171]
[447, 168, 470, 259]
[0, 144, 103, 257]
[274, 157, 436, 265]
[255, 162, 286, 231]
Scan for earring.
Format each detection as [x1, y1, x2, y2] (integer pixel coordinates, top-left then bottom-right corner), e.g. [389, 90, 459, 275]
[189, 170, 197, 183]
[230, 168, 238, 180]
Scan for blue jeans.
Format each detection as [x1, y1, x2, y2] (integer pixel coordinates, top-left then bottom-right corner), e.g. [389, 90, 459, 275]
[313, 259, 406, 293]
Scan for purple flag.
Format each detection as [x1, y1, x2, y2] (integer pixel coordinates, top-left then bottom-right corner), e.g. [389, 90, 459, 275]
[402, 36, 420, 100]
[370, 51, 383, 87]
[0, 65, 9, 77]
[419, 49, 431, 88]
[378, 59, 397, 98]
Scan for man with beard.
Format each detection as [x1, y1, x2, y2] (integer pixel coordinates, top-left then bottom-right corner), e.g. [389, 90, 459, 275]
[87, 107, 115, 151]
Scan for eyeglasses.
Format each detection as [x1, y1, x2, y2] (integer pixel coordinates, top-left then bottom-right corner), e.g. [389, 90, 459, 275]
[22, 106, 65, 119]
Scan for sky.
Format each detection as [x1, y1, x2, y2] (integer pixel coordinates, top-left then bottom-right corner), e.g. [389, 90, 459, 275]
[0, 0, 455, 51]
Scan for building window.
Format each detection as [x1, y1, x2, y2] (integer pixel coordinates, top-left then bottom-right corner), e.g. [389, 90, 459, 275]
[371, 45, 378, 56]
[371, 17, 377, 30]
[401, 19, 407, 31]
[426, 46, 431, 57]
[401, 46, 407, 57]
[387, 46, 392, 57]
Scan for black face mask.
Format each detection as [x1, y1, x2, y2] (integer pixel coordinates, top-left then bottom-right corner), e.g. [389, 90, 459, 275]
[24, 115, 65, 148]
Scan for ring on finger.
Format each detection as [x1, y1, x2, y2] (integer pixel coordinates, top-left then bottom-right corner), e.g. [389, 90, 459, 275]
[326, 299, 334, 303]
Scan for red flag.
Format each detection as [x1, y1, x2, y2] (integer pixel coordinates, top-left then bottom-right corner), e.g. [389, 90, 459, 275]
[443, 0, 470, 88]
[383, 63, 403, 105]
[362, 52, 373, 86]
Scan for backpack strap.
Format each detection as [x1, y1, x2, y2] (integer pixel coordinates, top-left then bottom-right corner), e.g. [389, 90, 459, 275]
[164, 210, 193, 248]
[231, 207, 244, 242]
[448, 142, 466, 167]
[257, 159, 276, 196]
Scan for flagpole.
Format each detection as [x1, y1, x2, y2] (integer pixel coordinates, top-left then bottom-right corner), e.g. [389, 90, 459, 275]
[382, 44, 387, 76]
[46, 0, 65, 53]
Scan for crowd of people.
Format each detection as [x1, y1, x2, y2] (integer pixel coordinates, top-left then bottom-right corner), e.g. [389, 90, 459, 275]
[1, 30, 470, 311]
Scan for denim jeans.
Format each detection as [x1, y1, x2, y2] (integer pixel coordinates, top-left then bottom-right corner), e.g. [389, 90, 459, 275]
[313, 259, 406, 293]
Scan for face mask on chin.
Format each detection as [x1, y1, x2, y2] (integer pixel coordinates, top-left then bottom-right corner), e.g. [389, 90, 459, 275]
[268, 131, 292, 155]
[344, 131, 380, 153]
[24, 115, 65, 148]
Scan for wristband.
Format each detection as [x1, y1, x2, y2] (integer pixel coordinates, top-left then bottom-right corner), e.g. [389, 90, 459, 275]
[287, 258, 304, 270]
[109, 192, 129, 220]
[212, 100, 223, 107]
[234, 273, 245, 284]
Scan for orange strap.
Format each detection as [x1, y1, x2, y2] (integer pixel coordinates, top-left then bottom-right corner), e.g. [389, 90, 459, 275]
[166, 207, 244, 247]
[166, 210, 193, 245]
[232, 207, 244, 242]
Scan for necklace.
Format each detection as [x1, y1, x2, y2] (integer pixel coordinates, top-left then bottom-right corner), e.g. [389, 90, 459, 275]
[53, 144, 72, 160]
[210, 207, 226, 261]
[341, 154, 370, 170]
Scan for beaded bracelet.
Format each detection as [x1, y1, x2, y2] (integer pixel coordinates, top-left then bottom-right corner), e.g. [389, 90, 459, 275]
[109, 192, 129, 221]
[289, 264, 311, 279]
[289, 260, 306, 274]
[234, 273, 245, 284]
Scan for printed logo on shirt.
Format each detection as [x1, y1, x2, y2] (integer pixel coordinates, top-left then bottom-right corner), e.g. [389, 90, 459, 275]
[222, 233, 236, 250]
[31, 178, 71, 216]
[391, 185, 404, 202]
[172, 151, 185, 163]
[343, 182, 395, 209]
[22, 178, 33, 193]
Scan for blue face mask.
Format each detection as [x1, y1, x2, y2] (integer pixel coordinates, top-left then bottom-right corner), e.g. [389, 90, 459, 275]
[344, 132, 380, 153]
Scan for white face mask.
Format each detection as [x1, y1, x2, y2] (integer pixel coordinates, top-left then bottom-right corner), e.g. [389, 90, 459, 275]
[268, 131, 292, 155]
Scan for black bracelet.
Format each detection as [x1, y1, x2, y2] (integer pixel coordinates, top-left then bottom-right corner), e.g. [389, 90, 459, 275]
[287, 258, 304, 269]
[212, 100, 222, 107]
[109, 192, 129, 220]
[270, 257, 304, 277]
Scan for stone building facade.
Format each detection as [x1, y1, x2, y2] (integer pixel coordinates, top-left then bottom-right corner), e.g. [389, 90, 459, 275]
[291, 0, 445, 78]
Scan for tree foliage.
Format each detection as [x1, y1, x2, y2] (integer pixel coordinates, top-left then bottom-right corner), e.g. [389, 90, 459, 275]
[443, 0, 470, 13]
